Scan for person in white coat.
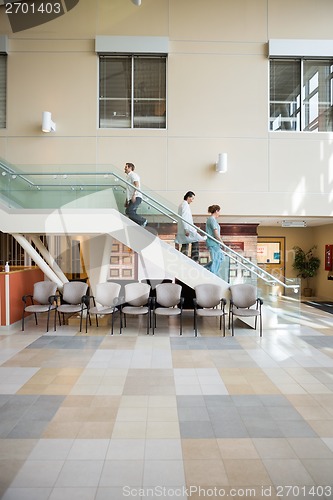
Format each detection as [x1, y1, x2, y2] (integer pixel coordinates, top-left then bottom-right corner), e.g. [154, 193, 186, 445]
[175, 191, 206, 262]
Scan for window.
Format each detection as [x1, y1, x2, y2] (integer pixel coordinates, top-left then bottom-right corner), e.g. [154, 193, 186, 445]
[0, 54, 7, 129]
[270, 58, 333, 132]
[99, 55, 166, 129]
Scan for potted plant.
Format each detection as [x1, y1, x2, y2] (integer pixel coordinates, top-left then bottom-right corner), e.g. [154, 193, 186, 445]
[292, 245, 321, 297]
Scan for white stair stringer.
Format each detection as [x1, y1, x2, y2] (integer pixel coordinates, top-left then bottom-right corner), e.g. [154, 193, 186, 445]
[0, 205, 230, 296]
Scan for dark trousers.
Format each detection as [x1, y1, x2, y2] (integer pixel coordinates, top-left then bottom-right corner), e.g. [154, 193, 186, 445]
[125, 197, 146, 226]
[180, 241, 199, 262]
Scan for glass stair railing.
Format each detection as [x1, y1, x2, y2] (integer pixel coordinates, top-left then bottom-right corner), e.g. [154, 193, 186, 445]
[0, 157, 301, 311]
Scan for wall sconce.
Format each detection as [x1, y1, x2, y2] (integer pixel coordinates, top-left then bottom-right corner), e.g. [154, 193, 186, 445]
[131, 0, 141, 5]
[42, 111, 56, 132]
[216, 153, 227, 173]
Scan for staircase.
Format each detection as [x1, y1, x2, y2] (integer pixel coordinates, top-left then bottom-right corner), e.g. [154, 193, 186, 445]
[0, 159, 300, 302]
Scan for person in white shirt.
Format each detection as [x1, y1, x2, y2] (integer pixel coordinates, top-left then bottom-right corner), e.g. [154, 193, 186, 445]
[124, 162, 147, 227]
[176, 191, 206, 262]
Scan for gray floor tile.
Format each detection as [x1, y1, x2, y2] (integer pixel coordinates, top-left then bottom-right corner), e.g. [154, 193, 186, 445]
[178, 406, 210, 422]
[179, 421, 215, 438]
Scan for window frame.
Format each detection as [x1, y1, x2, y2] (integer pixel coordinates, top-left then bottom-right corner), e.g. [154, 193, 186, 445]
[268, 40, 333, 133]
[0, 53, 7, 129]
[270, 57, 333, 132]
[98, 53, 167, 130]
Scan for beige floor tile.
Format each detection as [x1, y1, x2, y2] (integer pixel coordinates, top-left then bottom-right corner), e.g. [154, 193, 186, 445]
[251, 383, 281, 394]
[285, 394, 318, 407]
[119, 395, 149, 407]
[43, 384, 76, 395]
[146, 421, 180, 439]
[112, 421, 147, 438]
[17, 384, 51, 395]
[69, 385, 99, 395]
[148, 395, 177, 407]
[0, 439, 37, 460]
[147, 407, 178, 421]
[294, 405, 332, 420]
[86, 407, 118, 422]
[217, 439, 260, 459]
[116, 407, 148, 421]
[307, 419, 333, 437]
[0, 459, 27, 496]
[225, 384, 254, 394]
[219, 368, 246, 383]
[61, 395, 94, 407]
[275, 383, 307, 394]
[173, 359, 199, 369]
[42, 421, 81, 438]
[51, 407, 91, 422]
[184, 459, 228, 486]
[91, 395, 121, 408]
[149, 385, 176, 396]
[182, 439, 221, 460]
[224, 459, 273, 486]
[77, 421, 114, 438]
[96, 384, 125, 395]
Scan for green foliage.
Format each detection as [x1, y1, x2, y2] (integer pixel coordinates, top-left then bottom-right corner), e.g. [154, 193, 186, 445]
[292, 245, 321, 285]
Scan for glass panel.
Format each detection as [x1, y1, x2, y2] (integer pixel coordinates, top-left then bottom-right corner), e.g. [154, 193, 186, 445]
[134, 57, 166, 129]
[303, 59, 333, 132]
[270, 59, 300, 131]
[99, 56, 131, 128]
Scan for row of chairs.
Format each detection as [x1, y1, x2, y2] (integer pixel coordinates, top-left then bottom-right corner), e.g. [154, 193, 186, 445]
[22, 280, 263, 337]
[194, 283, 263, 337]
[22, 281, 89, 332]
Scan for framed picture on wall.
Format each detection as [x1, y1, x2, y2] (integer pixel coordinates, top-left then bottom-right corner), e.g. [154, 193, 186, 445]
[257, 242, 281, 264]
[325, 244, 333, 271]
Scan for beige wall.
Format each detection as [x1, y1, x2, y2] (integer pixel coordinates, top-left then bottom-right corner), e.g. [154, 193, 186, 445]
[258, 225, 333, 299]
[0, 0, 333, 219]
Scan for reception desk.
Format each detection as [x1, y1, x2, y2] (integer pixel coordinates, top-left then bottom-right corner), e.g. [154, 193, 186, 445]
[0, 267, 44, 327]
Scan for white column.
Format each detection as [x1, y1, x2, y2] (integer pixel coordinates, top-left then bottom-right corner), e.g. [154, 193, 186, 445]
[30, 235, 68, 285]
[5, 272, 10, 326]
[82, 234, 113, 295]
[11, 233, 65, 291]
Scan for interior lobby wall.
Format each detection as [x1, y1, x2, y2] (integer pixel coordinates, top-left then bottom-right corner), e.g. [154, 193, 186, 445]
[0, 0, 332, 221]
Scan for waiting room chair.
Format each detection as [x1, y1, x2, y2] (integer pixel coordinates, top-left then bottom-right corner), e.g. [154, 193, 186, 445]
[152, 282, 183, 335]
[229, 283, 263, 337]
[193, 284, 227, 337]
[56, 281, 89, 332]
[121, 282, 151, 334]
[22, 280, 58, 332]
[88, 282, 122, 335]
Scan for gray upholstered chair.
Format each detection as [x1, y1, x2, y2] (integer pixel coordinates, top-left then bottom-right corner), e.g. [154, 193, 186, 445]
[121, 282, 151, 334]
[229, 283, 263, 337]
[193, 284, 227, 337]
[56, 281, 89, 332]
[22, 281, 58, 332]
[88, 282, 121, 335]
[153, 282, 183, 335]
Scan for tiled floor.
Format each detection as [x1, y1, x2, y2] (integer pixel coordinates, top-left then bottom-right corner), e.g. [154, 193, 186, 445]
[1, 300, 333, 500]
